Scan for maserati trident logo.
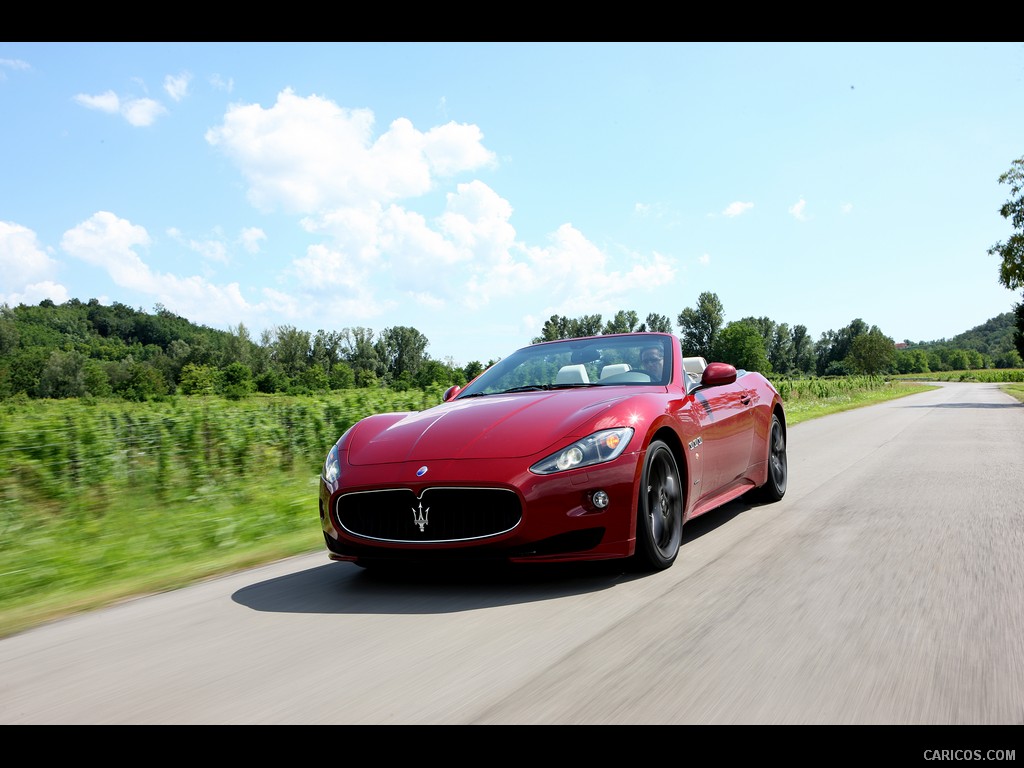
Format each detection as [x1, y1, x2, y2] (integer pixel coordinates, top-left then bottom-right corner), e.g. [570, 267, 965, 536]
[412, 501, 430, 532]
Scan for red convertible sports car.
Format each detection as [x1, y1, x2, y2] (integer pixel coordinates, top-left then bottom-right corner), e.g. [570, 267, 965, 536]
[319, 332, 787, 572]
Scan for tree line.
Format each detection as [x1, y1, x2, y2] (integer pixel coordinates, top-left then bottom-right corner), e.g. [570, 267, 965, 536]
[0, 294, 1019, 403]
[533, 300, 1021, 377]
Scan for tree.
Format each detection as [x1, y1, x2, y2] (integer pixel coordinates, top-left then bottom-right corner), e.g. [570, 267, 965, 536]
[791, 324, 814, 373]
[847, 329, 896, 375]
[712, 321, 771, 373]
[814, 318, 869, 375]
[340, 327, 383, 382]
[220, 362, 255, 399]
[988, 157, 1024, 291]
[602, 310, 639, 335]
[270, 325, 312, 376]
[641, 313, 674, 333]
[37, 349, 87, 398]
[178, 363, 220, 395]
[677, 291, 724, 359]
[376, 326, 429, 384]
[533, 315, 575, 343]
[988, 156, 1024, 358]
[533, 314, 603, 343]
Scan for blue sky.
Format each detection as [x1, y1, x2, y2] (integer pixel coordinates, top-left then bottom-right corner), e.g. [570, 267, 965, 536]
[2, 42, 1022, 366]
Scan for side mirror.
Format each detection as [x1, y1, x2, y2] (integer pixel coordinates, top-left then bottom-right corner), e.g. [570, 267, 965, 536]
[443, 385, 463, 402]
[701, 362, 737, 387]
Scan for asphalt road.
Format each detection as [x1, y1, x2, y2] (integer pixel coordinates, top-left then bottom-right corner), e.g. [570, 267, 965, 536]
[2, 382, 1023, 725]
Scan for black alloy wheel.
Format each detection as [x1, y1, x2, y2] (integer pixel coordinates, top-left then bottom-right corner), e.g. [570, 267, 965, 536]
[634, 440, 683, 571]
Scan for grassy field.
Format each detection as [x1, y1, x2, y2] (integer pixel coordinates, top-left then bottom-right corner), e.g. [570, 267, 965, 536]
[1, 375, 1019, 639]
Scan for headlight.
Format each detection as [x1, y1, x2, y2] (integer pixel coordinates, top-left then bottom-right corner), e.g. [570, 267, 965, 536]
[323, 444, 341, 484]
[529, 428, 634, 475]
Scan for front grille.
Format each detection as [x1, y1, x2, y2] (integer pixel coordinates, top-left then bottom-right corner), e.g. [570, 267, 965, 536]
[336, 487, 522, 543]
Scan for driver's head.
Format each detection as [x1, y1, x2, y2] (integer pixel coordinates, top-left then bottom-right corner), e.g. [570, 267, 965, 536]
[640, 346, 664, 377]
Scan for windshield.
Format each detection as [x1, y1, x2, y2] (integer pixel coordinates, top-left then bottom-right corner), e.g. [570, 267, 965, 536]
[457, 334, 673, 398]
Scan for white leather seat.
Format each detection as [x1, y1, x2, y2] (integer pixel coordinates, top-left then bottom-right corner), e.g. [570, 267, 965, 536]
[682, 356, 707, 376]
[599, 363, 631, 380]
[555, 364, 590, 384]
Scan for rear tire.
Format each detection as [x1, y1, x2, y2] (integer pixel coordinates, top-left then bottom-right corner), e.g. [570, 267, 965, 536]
[633, 440, 683, 571]
[757, 413, 787, 502]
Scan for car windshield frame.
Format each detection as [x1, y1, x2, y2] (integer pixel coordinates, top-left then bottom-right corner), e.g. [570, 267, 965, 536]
[456, 334, 673, 398]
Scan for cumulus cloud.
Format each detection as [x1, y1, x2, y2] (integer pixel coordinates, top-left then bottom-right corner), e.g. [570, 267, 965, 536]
[205, 88, 498, 215]
[0, 221, 68, 306]
[60, 212, 262, 327]
[121, 98, 168, 127]
[74, 90, 121, 114]
[198, 89, 681, 334]
[841, 202, 853, 214]
[722, 201, 754, 217]
[74, 89, 168, 126]
[789, 198, 808, 221]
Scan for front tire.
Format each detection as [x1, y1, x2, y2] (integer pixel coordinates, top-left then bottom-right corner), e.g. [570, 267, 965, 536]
[633, 440, 683, 571]
[757, 413, 787, 502]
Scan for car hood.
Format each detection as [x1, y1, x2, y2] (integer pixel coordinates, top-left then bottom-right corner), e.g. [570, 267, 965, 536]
[346, 391, 624, 465]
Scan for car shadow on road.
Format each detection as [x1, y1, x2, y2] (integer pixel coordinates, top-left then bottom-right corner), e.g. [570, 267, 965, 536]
[231, 498, 752, 617]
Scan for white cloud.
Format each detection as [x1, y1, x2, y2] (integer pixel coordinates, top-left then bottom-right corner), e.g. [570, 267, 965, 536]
[205, 88, 497, 215]
[722, 201, 754, 217]
[0, 221, 68, 306]
[73, 89, 168, 126]
[841, 202, 854, 214]
[121, 98, 168, 127]
[201, 89, 681, 339]
[239, 227, 266, 254]
[74, 90, 121, 114]
[789, 198, 808, 221]
[164, 72, 191, 102]
[698, 253, 710, 266]
[59, 211, 262, 328]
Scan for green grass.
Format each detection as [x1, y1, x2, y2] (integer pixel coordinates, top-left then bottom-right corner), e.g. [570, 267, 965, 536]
[0, 377, 1006, 639]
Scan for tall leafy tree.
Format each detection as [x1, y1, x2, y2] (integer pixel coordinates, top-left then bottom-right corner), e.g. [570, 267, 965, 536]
[340, 327, 382, 382]
[791, 324, 814, 373]
[677, 291, 724, 359]
[988, 157, 1024, 357]
[311, 329, 344, 379]
[574, 314, 604, 337]
[712, 321, 771, 373]
[641, 313, 673, 333]
[847, 328, 896, 374]
[376, 326, 429, 384]
[533, 314, 575, 343]
[271, 325, 312, 376]
[602, 310, 640, 334]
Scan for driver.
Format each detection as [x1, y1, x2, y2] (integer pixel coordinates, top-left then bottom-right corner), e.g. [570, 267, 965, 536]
[640, 346, 664, 380]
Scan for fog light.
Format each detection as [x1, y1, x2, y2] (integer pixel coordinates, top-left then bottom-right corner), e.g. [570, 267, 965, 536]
[592, 490, 609, 509]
